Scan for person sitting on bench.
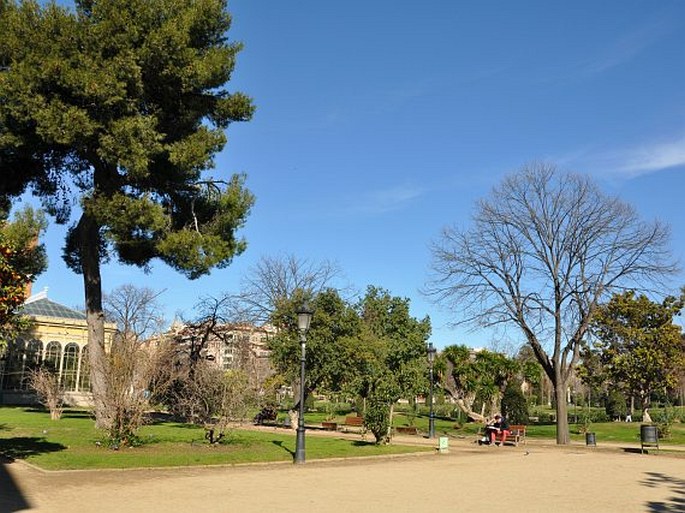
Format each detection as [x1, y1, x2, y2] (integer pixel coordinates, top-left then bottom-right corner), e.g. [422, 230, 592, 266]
[485, 414, 510, 446]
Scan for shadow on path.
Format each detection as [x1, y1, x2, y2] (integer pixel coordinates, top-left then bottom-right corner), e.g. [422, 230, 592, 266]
[0, 457, 31, 512]
[642, 472, 685, 512]
[0, 436, 67, 512]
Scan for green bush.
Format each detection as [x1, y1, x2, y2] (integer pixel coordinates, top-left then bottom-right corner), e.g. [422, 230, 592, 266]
[653, 404, 679, 438]
[605, 390, 628, 420]
[364, 400, 391, 444]
[304, 393, 316, 412]
[501, 381, 529, 425]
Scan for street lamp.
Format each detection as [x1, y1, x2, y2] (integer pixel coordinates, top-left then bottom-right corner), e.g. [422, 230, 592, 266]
[294, 302, 313, 464]
[427, 342, 437, 439]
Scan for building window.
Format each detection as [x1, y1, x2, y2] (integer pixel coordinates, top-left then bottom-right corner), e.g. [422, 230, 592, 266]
[78, 345, 91, 392]
[1, 338, 26, 390]
[21, 340, 43, 390]
[62, 343, 79, 392]
[43, 341, 62, 372]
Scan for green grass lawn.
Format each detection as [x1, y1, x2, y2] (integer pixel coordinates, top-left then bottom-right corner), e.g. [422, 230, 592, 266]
[2, 406, 683, 471]
[0, 407, 431, 471]
[430, 416, 685, 446]
[311, 405, 685, 446]
[384, 410, 685, 447]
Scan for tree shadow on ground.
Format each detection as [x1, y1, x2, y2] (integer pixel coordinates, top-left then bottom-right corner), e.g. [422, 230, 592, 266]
[0, 436, 66, 461]
[271, 440, 294, 457]
[351, 441, 376, 447]
[61, 409, 93, 419]
[642, 472, 685, 512]
[0, 457, 31, 513]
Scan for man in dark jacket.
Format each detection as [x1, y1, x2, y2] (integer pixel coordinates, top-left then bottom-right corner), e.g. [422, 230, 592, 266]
[486, 414, 510, 446]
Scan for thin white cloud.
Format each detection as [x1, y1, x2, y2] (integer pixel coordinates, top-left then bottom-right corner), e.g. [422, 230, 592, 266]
[613, 135, 685, 177]
[580, 20, 669, 75]
[564, 135, 685, 179]
[349, 184, 427, 215]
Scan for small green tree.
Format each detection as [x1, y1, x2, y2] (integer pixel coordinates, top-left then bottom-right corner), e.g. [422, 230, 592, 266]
[591, 290, 685, 410]
[0, 206, 48, 348]
[364, 395, 392, 445]
[605, 389, 628, 420]
[441, 345, 519, 422]
[268, 288, 361, 408]
[501, 380, 528, 425]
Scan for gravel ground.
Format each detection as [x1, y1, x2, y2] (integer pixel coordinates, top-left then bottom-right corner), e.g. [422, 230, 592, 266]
[2, 436, 683, 513]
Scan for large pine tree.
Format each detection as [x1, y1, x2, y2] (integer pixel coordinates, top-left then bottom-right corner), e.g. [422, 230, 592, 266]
[0, 0, 255, 424]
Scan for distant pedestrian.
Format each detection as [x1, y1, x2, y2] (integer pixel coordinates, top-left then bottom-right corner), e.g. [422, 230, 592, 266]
[625, 413, 632, 422]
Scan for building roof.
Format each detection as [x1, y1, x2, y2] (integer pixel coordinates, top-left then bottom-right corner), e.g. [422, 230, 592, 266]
[22, 290, 86, 321]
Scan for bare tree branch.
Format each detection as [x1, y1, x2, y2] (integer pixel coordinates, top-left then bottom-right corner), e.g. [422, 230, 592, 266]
[425, 162, 677, 444]
[236, 254, 344, 323]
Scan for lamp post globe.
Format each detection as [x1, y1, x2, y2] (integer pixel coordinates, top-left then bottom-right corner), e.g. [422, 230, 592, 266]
[427, 342, 437, 439]
[294, 302, 313, 464]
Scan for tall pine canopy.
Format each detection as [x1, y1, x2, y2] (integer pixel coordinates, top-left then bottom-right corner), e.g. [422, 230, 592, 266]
[0, 0, 255, 424]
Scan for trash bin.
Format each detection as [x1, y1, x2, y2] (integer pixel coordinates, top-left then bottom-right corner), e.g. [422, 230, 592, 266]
[640, 424, 659, 454]
[585, 432, 596, 446]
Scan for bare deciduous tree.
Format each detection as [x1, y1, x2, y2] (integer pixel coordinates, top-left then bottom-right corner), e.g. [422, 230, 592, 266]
[96, 284, 167, 446]
[237, 254, 343, 323]
[29, 367, 64, 420]
[426, 162, 676, 444]
[150, 295, 263, 441]
[104, 284, 166, 341]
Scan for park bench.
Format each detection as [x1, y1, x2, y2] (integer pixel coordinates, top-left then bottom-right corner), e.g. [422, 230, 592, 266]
[505, 425, 527, 446]
[344, 415, 364, 427]
[477, 424, 527, 446]
[341, 415, 365, 433]
[394, 426, 419, 436]
[321, 421, 338, 431]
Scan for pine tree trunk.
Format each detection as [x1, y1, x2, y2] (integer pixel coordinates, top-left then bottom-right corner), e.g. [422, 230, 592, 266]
[78, 214, 108, 428]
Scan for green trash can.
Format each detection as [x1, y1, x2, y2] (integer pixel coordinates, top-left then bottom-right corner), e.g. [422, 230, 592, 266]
[640, 425, 659, 454]
[585, 432, 596, 446]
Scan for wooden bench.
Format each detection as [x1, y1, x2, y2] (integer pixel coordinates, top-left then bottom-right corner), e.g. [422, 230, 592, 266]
[345, 415, 364, 427]
[394, 426, 419, 436]
[506, 425, 527, 446]
[321, 421, 338, 431]
[477, 424, 527, 446]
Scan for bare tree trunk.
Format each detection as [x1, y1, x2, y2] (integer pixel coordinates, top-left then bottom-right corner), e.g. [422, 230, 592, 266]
[386, 403, 394, 440]
[78, 213, 108, 428]
[554, 376, 570, 444]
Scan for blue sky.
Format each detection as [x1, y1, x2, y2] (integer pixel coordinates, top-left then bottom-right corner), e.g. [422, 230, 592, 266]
[21, 0, 685, 349]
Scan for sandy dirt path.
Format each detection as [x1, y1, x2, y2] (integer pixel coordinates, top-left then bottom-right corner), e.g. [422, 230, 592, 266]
[2, 441, 683, 513]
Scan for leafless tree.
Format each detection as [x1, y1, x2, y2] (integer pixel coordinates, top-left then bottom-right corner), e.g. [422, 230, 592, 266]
[94, 284, 167, 446]
[236, 254, 344, 323]
[28, 367, 64, 420]
[151, 294, 263, 439]
[426, 162, 677, 444]
[104, 284, 166, 340]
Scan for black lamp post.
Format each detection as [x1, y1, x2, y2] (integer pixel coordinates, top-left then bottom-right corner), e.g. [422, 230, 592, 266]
[427, 342, 436, 439]
[294, 302, 313, 464]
